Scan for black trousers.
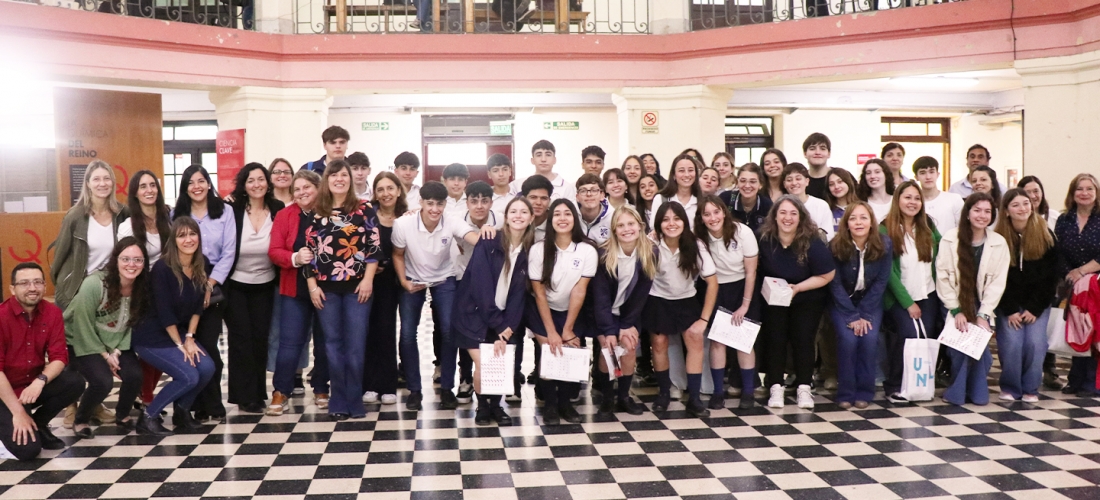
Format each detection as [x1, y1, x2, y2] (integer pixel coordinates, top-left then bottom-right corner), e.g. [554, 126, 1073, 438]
[225, 280, 276, 406]
[0, 370, 85, 460]
[192, 301, 226, 417]
[761, 300, 826, 388]
[365, 270, 401, 395]
[72, 350, 141, 425]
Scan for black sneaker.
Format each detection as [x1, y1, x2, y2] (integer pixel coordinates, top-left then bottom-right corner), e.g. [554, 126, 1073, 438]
[527, 372, 539, 385]
[38, 426, 66, 450]
[440, 390, 459, 410]
[559, 403, 582, 424]
[738, 392, 754, 409]
[707, 393, 726, 410]
[507, 375, 523, 402]
[616, 397, 645, 415]
[541, 405, 560, 425]
[490, 406, 512, 426]
[652, 391, 671, 412]
[456, 384, 474, 404]
[474, 406, 492, 426]
[598, 398, 615, 415]
[685, 398, 711, 418]
[406, 391, 423, 411]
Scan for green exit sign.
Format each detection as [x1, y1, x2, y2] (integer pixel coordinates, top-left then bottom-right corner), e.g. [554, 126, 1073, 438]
[543, 121, 579, 131]
[490, 123, 512, 135]
[361, 122, 390, 131]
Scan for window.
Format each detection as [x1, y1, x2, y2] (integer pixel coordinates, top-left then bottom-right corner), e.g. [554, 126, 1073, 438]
[724, 116, 774, 167]
[880, 117, 951, 190]
[163, 121, 218, 205]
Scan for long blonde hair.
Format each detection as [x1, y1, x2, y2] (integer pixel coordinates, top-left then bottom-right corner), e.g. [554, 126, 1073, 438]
[602, 206, 657, 280]
[77, 160, 123, 215]
[995, 188, 1054, 266]
[162, 218, 209, 293]
[501, 197, 535, 277]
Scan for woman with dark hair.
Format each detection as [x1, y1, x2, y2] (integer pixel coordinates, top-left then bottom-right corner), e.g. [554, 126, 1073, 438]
[602, 168, 633, 209]
[643, 202, 718, 417]
[680, 148, 704, 162]
[267, 170, 329, 416]
[640, 153, 665, 189]
[63, 237, 149, 438]
[526, 198, 598, 425]
[1055, 173, 1100, 395]
[636, 174, 660, 228]
[968, 166, 1002, 207]
[879, 180, 942, 403]
[132, 218, 215, 435]
[695, 196, 758, 409]
[827, 203, 891, 409]
[760, 149, 788, 202]
[362, 172, 408, 407]
[994, 189, 1057, 403]
[881, 142, 907, 186]
[304, 160, 380, 421]
[711, 152, 737, 195]
[756, 195, 836, 409]
[722, 163, 772, 231]
[857, 159, 896, 222]
[650, 154, 704, 230]
[936, 192, 1009, 406]
[825, 168, 860, 235]
[1018, 175, 1058, 231]
[224, 162, 285, 413]
[172, 164, 235, 422]
[621, 155, 644, 204]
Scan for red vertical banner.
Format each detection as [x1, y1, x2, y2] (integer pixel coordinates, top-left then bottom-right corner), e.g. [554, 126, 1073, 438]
[216, 129, 246, 196]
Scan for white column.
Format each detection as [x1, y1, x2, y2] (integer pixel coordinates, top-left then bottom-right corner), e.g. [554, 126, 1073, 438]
[648, 0, 690, 34]
[613, 85, 733, 167]
[254, 0, 296, 34]
[1016, 50, 1100, 198]
[209, 87, 333, 167]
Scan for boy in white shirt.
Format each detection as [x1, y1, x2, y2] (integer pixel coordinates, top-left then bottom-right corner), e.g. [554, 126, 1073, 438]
[487, 153, 515, 213]
[394, 151, 422, 210]
[442, 163, 469, 217]
[347, 152, 372, 201]
[914, 156, 963, 232]
[509, 140, 576, 202]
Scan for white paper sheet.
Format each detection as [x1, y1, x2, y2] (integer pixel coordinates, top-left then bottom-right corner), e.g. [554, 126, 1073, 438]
[477, 344, 516, 395]
[22, 196, 47, 213]
[601, 346, 626, 378]
[3, 201, 23, 213]
[707, 307, 762, 354]
[938, 321, 993, 360]
[539, 344, 592, 382]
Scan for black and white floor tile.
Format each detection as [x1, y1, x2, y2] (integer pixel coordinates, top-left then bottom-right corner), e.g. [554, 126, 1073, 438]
[3, 326, 1100, 499]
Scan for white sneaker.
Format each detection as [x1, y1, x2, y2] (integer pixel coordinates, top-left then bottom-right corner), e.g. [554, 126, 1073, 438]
[380, 394, 398, 405]
[796, 385, 815, 409]
[363, 391, 379, 403]
[998, 392, 1017, 401]
[1022, 394, 1039, 403]
[768, 384, 785, 408]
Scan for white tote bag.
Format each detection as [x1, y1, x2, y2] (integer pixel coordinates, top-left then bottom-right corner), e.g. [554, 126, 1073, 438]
[899, 319, 939, 402]
[1046, 307, 1091, 358]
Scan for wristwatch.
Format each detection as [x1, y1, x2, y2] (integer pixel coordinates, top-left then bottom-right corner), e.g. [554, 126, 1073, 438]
[977, 313, 992, 322]
[36, 374, 48, 383]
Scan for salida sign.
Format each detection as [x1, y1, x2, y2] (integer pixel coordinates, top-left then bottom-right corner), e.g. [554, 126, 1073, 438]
[216, 129, 246, 196]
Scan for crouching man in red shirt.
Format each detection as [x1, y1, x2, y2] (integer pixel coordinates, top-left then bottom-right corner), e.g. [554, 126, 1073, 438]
[0, 263, 85, 460]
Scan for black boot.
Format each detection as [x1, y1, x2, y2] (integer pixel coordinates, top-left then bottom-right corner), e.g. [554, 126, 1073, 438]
[137, 413, 172, 436]
[172, 406, 204, 433]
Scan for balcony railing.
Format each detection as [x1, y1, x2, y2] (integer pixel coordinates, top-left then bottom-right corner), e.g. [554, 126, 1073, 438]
[292, 0, 650, 34]
[41, 0, 252, 29]
[689, 0, 966, 31]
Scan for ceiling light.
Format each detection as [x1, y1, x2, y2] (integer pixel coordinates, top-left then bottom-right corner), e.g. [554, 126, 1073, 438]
[889, 77, 980, 89]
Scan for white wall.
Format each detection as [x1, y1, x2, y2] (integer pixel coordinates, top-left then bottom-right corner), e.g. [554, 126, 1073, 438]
[327, 111, 423, 184]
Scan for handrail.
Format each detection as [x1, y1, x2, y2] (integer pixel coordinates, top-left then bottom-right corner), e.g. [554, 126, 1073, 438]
[688, 0, 968, 31]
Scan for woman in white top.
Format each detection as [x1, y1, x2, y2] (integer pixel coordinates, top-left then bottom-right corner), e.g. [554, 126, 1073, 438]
[602, 168, 633, 210]
[695, 196, 758, 409]
[780, 163, 835, 240]
[649, 154, 703, 231]
[118, 170, 171, 265]
[936, 192, 1009, 406]
[711, 152, 737, 195]
[224, 163, 285, 414]
[642, 202, 718, 418]
[527, 198, 599, 425]
[858, 159, 895, 223]
[761, 149, 788, 203]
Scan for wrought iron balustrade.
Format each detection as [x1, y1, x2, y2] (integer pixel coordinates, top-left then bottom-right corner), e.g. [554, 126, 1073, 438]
[41, 0, 252, 29]
[689, 0, 966, 31]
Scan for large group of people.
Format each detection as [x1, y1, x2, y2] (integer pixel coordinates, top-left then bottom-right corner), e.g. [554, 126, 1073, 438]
[2, 126, 1099, 463]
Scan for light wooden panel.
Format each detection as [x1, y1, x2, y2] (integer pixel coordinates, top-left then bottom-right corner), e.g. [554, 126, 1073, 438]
[0, 212, 66, 300]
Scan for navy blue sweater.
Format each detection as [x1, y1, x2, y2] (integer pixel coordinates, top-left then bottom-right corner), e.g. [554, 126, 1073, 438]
[590, 248, 657, 337]
[452, 234, 528, 342]
[828, 237, 893, 326]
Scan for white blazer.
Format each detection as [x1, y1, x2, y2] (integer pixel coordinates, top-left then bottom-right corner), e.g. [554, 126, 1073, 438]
[935, 227, 1010, 319]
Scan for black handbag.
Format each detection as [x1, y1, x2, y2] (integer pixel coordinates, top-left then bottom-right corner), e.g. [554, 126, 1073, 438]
[208, 284, 226, 306]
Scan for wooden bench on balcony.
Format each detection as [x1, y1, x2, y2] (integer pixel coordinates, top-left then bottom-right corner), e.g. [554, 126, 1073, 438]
[322, 2, 419, 33]
[322, 0, 588, 34]
[472, 7, 589, 33]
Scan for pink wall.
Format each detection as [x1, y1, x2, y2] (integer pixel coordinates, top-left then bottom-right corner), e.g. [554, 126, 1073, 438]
[4, 0, 1100, 90]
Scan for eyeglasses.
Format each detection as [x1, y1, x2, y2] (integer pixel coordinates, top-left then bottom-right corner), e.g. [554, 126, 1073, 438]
[14, 280, 45, 288]
[578, 188, 602, 196]
[119, 257, 145, 266]
[272, 170, 293, 176]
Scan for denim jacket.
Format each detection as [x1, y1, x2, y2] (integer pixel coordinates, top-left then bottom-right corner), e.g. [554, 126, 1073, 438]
[828, 237, 893, 326]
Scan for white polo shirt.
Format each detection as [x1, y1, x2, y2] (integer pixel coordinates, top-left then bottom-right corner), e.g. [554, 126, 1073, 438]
[509, 173, 576, 203]
[491, 191, 515, 213]
[923, 190, 964, 232]
[803, 195, 835, 240]
[650, 239, 716, 300]
[445, 194, 467, 217]
[528, 241, 598, 311]
[649, 193, 698, 231]
[579, 201, 614, 245]
[405, 184, 421, 211]
[533, 219, 549, 243]
[391, 212, 475, 284]
[708, 223, 759, 284]
[452, 210, 502, 280]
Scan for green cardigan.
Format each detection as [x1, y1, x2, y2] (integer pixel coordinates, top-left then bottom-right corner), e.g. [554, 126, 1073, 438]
[62, 271, 132, 357]
[50, 205, 129, 310]
[879, 217, 942, 310]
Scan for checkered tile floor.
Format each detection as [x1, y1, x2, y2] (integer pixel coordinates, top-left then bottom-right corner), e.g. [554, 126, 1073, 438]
[3, 330, 1100, 499]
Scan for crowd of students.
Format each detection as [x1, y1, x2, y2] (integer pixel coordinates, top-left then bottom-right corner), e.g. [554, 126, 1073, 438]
[2, 125, 1099, 462]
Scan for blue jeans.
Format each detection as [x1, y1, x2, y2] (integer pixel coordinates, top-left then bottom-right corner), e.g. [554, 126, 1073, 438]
[316, 290, 372, 416]
[268, 294, 309, 372]
[136, 344, 216, 417]
[399, 277, 456, 392]
[417, 0, 433, 31]
[996, 309, 1050, 398]
[830, 306, 882, 404]
[943, 344, 993, 405]
[884, 294, 942, 396]
[274, 296, 329, 396]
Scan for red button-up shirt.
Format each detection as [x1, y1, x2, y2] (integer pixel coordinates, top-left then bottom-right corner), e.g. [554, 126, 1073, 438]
[0, 296, 68, 397]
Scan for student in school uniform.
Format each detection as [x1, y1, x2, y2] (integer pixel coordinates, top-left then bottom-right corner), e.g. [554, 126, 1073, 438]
[347, 152, 372, 201]
[591, 206, 654, 416]
[434, 163, 471, 385]
[509, 140, 576, 202]
[392, 182, 484, 411]
[914, 157, 964, 233]
[581, 145, 606, 178]
[695, 195, 759, 409]
[575, 174, 614, 245]
[621, 156, 644, 207]
[643, 202, 719, 418]
[393, 152, 422, 210]
[857, 159, 896, 223]
[453, 197, 534, 426]
[509, 175, 556, 396]
[488, 153, 516, 214]
[721, 163, 773, 232]
[602, 168, 634, 210]
[526, 199, 599, 425]
[780, 163, 835, 240]
[825, 168, 860, 236]
[301, 126, 348, 174]
[649, 154, 704, 231]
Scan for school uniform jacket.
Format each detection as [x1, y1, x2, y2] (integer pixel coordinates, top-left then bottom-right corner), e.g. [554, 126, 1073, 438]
[936, 228, 1010, 319]
[828, 238, 893, 326]
[452, 234, 528, 342]
[591, 247, 658, 337]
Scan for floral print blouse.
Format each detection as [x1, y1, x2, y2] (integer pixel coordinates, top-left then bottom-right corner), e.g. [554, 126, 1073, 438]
[306, 199, 382, 293]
